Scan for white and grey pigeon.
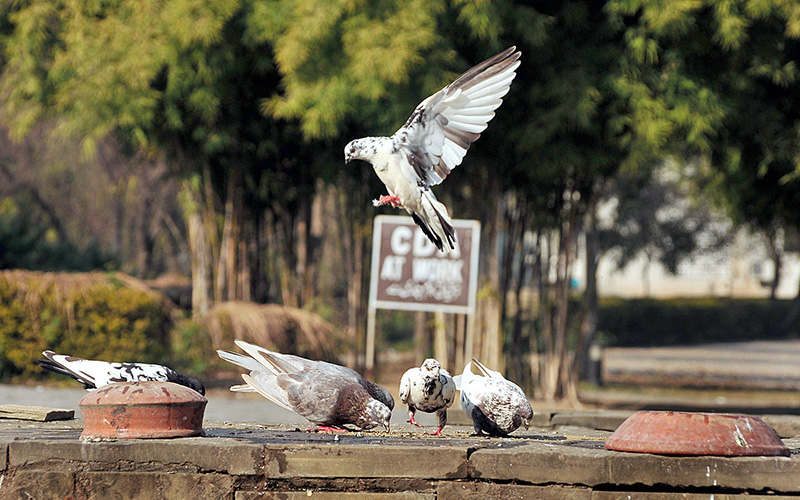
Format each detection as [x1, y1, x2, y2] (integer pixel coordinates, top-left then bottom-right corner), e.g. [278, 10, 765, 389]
[36, 350, 206, 395]
[344, 47, 521, 252]
[399, 358, 456, 436]
[453, 358, 533, 437]
[217, 340, 392, 432]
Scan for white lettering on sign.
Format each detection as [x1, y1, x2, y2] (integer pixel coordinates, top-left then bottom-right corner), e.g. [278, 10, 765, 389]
[412, 259, 464, 282]
[390, 226, 413, 255]
[380, 255, 406, 281]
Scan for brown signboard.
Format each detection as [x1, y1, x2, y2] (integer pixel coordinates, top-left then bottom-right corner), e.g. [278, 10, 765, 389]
[368, 215, 480, 313]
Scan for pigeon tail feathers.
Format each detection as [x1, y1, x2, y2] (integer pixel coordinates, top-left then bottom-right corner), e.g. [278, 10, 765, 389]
[413, 190, 456, 252]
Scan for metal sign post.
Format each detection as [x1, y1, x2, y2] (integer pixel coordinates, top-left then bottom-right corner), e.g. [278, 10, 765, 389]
[366, 215, 481, 375]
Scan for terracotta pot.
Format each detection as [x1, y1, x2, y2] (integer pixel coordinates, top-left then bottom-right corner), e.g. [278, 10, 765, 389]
[79, 381, 206, 439]
[605, 410, 789, 456]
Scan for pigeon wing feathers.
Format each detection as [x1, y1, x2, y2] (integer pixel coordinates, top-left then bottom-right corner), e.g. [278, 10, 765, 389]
[233, 340, 304, 374]
[217, 349, 265, 373]
[440, 369, 457, 406]
[394, 47, 520, 187]
[469, 378, 519, 431]
[399, 368, 415, 405]
[472, 358, 505, 379]
[241, 373, 295, 413]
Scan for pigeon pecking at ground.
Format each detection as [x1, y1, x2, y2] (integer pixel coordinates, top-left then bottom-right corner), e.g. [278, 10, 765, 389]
[217, 340, 393, 432]
[36, 350, 206, 395]
[344, 47, 521, 252]
[399, 358, 456, 436]
[454, 358, 533, 437]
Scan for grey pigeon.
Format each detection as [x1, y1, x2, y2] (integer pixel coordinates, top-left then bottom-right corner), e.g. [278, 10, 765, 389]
[218, 340, 392, 432]
[344, 47, 521, 252]
[453, 358, 532, 437]
[36, 350, 205, 395]
[399, 358, 456, 435]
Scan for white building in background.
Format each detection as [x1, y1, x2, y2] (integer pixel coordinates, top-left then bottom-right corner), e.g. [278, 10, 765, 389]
[572, 228, 800, 299]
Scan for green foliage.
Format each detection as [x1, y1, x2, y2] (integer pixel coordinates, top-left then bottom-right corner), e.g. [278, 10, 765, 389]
[0, 271, 174, 380]
[598, 297, 800, 347]
[0, 198, 115, 272]
[169, 317, 216, 378]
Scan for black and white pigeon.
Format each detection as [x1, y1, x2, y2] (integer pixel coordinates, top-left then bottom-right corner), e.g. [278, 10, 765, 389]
[453, 358, 533, 437]
[217, 340, 393, 432]
[344, 47, 521, 252]
[399, 358, 456, 436]
[36, 350, 206, 395]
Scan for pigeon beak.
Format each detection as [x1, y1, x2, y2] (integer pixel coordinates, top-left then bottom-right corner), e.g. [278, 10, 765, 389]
[524, 419, 530, 430]
[345, 154, 352, 164]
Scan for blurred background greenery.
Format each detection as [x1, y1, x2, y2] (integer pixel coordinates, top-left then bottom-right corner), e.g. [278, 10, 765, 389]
[1, 0, 799, 402]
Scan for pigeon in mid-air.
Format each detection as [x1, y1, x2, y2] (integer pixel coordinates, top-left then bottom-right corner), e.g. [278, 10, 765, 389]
[454, 358, 532, 437]
[344, 47, 521, 252]
[217, 340, 392, 432]
[36, 350, 206, 395]
[399, 358, 456, 436]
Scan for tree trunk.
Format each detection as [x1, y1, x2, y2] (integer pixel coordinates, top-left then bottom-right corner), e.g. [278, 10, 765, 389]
[575, 187, 600, 384]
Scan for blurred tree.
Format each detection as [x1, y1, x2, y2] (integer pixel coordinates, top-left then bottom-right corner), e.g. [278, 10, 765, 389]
[608, 0, 800, 328]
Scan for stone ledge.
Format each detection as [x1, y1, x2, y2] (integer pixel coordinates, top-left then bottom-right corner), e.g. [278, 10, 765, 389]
[470, 441, 800, 492]
[262, 443, 468, 479]
[592, 492, 800, 500]
[236, 492, 432, 500]
[8, 437, 265, 475]
[438, 481, 592, 500]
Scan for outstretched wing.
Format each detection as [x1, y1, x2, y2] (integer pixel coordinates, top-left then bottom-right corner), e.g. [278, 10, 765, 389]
[392, 47, 521, 187]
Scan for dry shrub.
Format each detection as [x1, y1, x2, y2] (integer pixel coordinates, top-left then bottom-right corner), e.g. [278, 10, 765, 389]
[203, 301, 339, 361]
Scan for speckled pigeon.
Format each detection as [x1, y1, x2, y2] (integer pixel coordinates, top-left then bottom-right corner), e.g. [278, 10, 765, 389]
[399, 358, 456, 435]
[217, 340, 392, 432]
[454, 358, 533, 437]
[36, 350, 205, 395]
[344, 47, 521, 252]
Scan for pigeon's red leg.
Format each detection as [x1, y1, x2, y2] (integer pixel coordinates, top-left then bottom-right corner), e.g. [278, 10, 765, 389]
[428, 426, 444, 436]
[309, 425, 348, 433]
[407, 409, 424, 428]
[377, 195, 402, 207]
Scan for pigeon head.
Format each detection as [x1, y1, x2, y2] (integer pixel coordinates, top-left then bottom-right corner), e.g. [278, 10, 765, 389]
[344, 138, 382, 164]
[358, 398, 392, 431]
[174, 373, 206, 396]
[421, 358, 441, 379]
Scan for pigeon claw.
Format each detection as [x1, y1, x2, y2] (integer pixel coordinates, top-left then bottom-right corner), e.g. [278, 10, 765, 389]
[407, 416, 424, 428]
[374, 195, 401, 208]
[428, 426, 444, 436]
[309, 425, 348, 433]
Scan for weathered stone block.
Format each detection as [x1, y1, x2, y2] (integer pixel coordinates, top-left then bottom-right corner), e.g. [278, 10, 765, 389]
[262, 444, 467, 479]
[593, 492, 800, 500]
[438, 481, 592, 500]
[1, 441, 7, 472]
[470, 442, 611, 485]
[236, 491, 432, 500]
[8, 437, 264, 475]
[79, 471, 234, 500]
[605, 452, 800, 493]
[0, 470, 75, 499]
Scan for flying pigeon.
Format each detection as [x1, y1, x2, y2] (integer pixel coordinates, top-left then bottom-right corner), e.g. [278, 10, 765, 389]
[345, 47, 521, 252]
[217, 340, 392, 432]
[399, 358, 456, 436]
[453, 358, 532, 437]
[36, 350, 206, 395]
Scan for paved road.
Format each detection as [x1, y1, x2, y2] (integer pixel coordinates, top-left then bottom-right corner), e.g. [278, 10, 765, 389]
[603, 339, 800, 389]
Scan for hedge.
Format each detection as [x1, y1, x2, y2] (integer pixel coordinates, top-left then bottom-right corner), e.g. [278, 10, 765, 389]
[0, 270, 174, 380]
[598, 297, 800, 347]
